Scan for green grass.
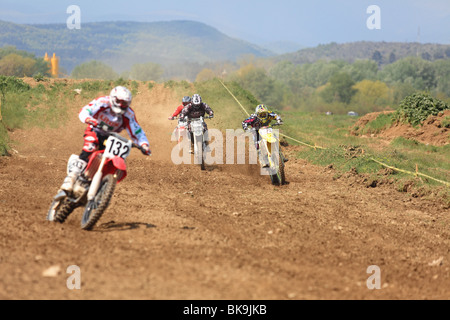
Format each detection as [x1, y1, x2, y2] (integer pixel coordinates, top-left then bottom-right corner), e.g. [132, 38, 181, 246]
[0, 123, 8, 155]
[0, 77, 73, 153]
[361, 113, 394, 135]
[276, 108, 449, 199]
[72, 80, 112, 99]
[281, 111, 360, 147]
[387, 137, 450, 182]
[442, 116, 450, 128]
[1, 93, 29, 130]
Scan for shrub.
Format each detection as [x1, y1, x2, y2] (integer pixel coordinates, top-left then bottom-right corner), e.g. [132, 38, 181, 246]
[33, 72, 47, 82]
[0, 76, 31, 95]
[393, 93, 449, 126]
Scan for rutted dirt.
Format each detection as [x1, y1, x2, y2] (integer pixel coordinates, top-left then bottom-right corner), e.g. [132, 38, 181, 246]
[0, 82, 449, 300]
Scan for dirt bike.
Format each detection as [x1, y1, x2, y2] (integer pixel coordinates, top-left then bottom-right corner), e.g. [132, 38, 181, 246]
[170, 116, 189, 149]
[187, 116, 211, 171]
[257, 123, 287, 186]
[46, 129, 146, 230]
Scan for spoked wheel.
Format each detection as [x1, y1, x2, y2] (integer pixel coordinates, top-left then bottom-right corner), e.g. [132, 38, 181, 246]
[200, 140, 206, 171]
[47, 199, 61, 222]
[47, 195, 77, 223]
[194, 135, 205, 170]
[269, 151, 286, 186]
[81, 174, 117, 230]
[269, 173, 280, 185]
[277, 152, 286, 185]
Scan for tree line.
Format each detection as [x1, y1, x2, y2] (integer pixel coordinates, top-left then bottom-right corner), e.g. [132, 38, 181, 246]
[2, 44, 450, 116]
[32, 54, 450, 116]
[0, 46, 51, 77]
[223, 56, 450, 115]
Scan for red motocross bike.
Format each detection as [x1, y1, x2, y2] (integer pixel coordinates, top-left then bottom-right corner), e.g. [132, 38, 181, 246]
[47, 129, 146, 230]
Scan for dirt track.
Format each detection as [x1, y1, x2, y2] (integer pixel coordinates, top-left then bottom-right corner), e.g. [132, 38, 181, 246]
[0, 83, 449, 300]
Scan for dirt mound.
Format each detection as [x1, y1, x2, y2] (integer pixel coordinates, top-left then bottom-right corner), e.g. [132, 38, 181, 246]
[353, 110, 450, 146]
[352, 111, 394, 132]
[0, 81, 449, 300]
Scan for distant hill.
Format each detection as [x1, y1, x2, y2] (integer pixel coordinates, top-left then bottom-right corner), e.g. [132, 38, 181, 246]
[0, 20, 274, 73]
[260, 41, 306, 55]
[274, 41, 450, 65]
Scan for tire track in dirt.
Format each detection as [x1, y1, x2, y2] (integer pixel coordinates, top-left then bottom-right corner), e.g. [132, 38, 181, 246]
[0, 82, 448, 300]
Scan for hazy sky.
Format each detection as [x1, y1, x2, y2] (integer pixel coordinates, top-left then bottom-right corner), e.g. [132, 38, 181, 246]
[1, 0, 449, 47]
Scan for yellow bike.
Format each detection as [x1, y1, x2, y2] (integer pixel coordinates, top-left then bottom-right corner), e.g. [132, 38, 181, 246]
[257, 124, 287, 185]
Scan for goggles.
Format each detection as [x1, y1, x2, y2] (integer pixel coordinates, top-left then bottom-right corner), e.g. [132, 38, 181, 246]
[115, 98, 129, 109]
[258, 112, 268, 119]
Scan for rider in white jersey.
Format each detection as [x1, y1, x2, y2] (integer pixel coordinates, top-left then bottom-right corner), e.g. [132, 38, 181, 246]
[60, 86, 151, 194]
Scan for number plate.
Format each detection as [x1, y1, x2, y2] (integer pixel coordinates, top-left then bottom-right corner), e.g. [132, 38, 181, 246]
[191, 120, 203, 135]
[259, 127, 273, 136]
[104, 136, 132, 159]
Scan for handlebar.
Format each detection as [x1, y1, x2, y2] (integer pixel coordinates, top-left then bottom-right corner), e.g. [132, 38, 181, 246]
[188, 116, 213, 121]
[171, 115, 213, 121]
[244, 123, 282, 133]
[94, 125, 146, 153]
[257, 123, 283, 130]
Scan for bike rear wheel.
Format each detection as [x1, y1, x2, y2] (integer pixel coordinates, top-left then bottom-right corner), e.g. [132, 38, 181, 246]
[81, 174, 117, 230]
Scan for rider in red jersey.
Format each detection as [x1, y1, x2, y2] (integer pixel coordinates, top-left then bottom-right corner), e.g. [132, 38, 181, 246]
[168, 96, 191, 120]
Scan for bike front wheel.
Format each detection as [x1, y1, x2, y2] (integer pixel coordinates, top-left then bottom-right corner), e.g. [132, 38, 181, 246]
[81, 174, 117, 230]
[47, 196, 77, 223]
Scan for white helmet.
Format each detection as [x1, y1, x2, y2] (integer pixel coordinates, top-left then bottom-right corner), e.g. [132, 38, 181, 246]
[110, 86, 132, 115]
[192, 94, 202, 109]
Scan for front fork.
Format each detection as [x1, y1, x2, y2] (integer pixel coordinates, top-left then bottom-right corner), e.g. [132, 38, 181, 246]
[259, 140, 272, 166]
[87, 157, 106, 201]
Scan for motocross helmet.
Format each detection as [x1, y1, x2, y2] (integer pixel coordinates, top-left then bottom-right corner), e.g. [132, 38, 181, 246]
[182, 96, 191, 106]
[192, 94, 202, 110]
[110, 86, 132, 115]
[255, 104, 269, 121]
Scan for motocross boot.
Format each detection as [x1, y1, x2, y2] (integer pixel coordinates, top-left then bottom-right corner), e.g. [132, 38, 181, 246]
[60, 173, 78, 194]
[60, 156, 87, 194]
